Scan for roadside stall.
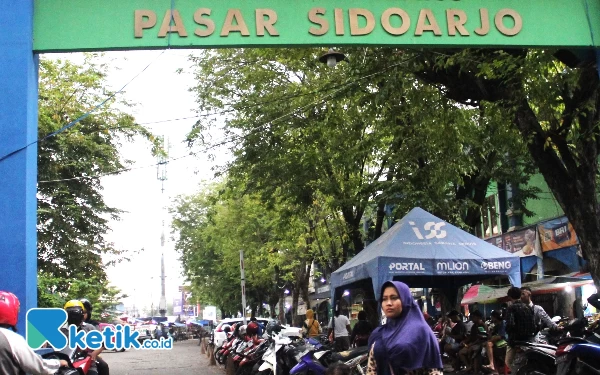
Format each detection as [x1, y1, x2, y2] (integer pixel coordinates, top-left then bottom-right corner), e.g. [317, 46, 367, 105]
[330, 207, 521, 322]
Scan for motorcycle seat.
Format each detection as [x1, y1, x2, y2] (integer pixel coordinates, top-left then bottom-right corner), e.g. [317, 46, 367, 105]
[330, 346, 369, 362]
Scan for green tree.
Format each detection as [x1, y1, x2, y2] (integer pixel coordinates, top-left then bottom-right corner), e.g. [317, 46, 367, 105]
[36, 55, 160, 303]
[186, 48, 532, 256]
[407, 49, 600, 286]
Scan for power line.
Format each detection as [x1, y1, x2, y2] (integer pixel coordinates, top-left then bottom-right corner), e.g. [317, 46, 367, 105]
[39, 55, 420, 184]
[0, 51, 166, 164]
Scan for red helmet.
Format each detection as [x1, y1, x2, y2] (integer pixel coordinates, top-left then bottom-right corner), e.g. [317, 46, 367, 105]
[246, 322, 259, 336]
[0, 291, 20, 327]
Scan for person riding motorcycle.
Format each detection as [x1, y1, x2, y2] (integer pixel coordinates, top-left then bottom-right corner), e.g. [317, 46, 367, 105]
[62, 299, 101, 375]
[80, 298, 109, 375]
[0, 290, 68, 374]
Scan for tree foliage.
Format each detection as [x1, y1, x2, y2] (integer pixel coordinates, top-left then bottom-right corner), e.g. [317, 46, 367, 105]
[36, 55, 159, 306]
[185, 48, 533, 255]
[408, 48, 600, 286]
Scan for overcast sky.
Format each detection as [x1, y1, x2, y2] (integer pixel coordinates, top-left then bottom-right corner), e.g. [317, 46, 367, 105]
[57, 50, 230, 314]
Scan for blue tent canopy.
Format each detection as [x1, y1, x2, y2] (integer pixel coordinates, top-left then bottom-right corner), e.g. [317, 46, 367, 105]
[331, 207, 521, 302]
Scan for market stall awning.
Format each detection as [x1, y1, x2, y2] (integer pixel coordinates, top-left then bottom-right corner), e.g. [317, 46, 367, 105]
[461, 284, 507, 305]
[460, 272, 593, 304]
[331, 207, 521, 302]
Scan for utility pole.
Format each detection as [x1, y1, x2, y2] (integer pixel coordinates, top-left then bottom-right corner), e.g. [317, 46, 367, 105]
[157, 136, 168, 317]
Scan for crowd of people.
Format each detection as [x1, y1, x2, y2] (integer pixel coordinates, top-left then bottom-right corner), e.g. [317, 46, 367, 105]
[1, 283, 598, 375]
[309, 282, 600, 375]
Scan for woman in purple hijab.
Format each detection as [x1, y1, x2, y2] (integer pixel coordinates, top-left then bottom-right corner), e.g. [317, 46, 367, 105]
[366, 281, 443, 375]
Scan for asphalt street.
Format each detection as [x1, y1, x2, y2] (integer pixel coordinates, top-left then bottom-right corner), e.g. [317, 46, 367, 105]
[103, 338, 222, 375]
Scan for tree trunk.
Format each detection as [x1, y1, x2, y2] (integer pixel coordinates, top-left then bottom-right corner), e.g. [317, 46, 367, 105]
[415, 51, 600, 288]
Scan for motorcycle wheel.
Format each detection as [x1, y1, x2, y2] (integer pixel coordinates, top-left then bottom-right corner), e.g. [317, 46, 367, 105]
[350, 356, 369, 375]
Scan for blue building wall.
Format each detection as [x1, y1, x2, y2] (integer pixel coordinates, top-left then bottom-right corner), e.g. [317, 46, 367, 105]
[0, 1, 38, 334]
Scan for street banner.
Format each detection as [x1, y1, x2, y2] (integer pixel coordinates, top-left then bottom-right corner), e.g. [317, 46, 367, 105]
[173, 297, 182, 314]
[537, 216, 579, 252]
[203, 306, 217, 321]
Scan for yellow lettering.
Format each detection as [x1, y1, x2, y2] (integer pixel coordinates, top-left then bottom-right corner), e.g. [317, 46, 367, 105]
[349, 8, 375, 36]
[158, 10, 188, 37]
[495, 9, 522, 36]
[474, 8, 490, 35]
[194, 8, 215, 37]
[256, 9, 279, 36]
[446, 9, 469, 36]
[381, 8, 410, 36]
[134, 10, 156, 38]
[308, 8, 329, 36]
[221, 9, 250, 36]
[415, 9, 442, 36]
[334, 8, 344, 35]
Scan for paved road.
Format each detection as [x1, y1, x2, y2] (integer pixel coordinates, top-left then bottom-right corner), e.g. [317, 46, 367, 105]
[103, 338, 456, 375]
[103, 339, 224, 375]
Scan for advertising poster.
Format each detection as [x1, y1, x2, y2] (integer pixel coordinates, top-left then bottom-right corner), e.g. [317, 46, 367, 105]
[503, 226, 541, 258]
[537, 217, 578, 252]
[203, 306, 217, 321]
[173, 297, 182, 314]
[485, 226, 541, 258]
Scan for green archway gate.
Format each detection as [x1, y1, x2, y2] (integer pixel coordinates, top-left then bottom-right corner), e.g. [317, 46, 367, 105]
[35, 1, 600, 51]
[1, 0, 599, 333]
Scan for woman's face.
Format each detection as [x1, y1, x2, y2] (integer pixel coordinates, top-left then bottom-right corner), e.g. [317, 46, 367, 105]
[382, 286, 403, 319]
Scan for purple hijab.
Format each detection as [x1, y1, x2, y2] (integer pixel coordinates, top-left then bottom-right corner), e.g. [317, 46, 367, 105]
[368, 281, 442, 374]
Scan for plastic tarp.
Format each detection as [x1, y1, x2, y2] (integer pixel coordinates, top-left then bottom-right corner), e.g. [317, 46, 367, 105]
[331, 207, 521, 301]
[460, 272, 593, 304]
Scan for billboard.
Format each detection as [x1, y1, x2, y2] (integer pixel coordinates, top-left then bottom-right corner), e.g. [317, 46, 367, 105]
[537, 217, 579, 252]
[485, 226, 541, 258]
[203, 306, 217, 321]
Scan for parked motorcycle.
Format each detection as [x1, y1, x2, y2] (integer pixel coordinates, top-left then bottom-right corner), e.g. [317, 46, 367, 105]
[555, 318, 600, 375]
[290, 342, 370, 375]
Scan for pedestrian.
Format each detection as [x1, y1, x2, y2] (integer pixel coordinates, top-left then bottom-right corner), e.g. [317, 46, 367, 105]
[504, 286, 536, 372]
[327, 305, 351, 351]
[366, 281, 442, 375]
[350, 310, 372, 347]
[457, 310, 487, 373]
[482, 310, 507, 374]
[443, 310, 467, 372]
[0, 291, 68, 374]
[519, 287, 557, 332]
[302, 309, 322, 338]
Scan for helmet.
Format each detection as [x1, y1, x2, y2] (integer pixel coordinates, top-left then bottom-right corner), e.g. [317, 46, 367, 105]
[238, 325, 247, 336]
[221, 324, 232, 333]
[266, 320, 282, 335]
[80, 299, 92, 316]
[64, 300, 85, 326]
[0, 291, 20, 327]
[246, 322, 259, 336]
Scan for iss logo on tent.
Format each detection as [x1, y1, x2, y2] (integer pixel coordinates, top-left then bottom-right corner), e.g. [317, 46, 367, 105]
[409, 221, 447, 240]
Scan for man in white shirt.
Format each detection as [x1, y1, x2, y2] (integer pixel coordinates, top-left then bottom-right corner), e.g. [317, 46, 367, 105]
[327, 308, 351, 351]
